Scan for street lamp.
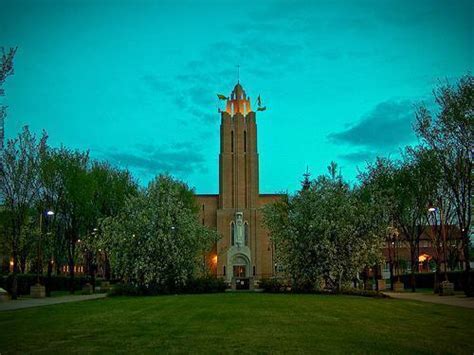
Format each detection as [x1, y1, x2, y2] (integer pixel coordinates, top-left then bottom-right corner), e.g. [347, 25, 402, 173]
[428, 206, 448, 282]
[37, 210, 55, 284]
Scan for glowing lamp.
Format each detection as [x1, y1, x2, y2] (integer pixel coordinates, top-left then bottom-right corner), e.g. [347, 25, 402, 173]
[212, 255, 218, 264]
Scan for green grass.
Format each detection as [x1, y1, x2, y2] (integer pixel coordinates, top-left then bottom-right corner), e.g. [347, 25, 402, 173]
[1, 293, 473, 354]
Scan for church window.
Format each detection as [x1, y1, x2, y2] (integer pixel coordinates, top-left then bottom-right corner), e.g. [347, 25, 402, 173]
[253, 266, 256, 276]
[231, 131, 234, 152]
[223, 266, 226, 276]
[244, 131, 247, 152]
[231, 222, 235, 246]
[244, 222, 249, 246]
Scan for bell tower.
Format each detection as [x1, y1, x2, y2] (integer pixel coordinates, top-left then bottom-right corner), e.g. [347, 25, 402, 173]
[196, 80, 280, 287]
[219, 82, 259, 209]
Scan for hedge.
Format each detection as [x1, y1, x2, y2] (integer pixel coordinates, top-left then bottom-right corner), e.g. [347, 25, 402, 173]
[397, 271, 474, 291]
[0, 274, 95, 296]
[108, 276, 228, 296]
[258, 278, 387, 298]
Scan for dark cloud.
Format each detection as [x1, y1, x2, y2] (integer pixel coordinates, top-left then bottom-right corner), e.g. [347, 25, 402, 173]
[328, 100, 416, 150]
[338, 150, 376, 163]
[99, 142, 207, 179]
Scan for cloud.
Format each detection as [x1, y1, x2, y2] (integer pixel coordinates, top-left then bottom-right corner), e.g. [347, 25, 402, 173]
[98, 142, 207, 182]
[140, 13, 308, 126]
[328, 100, 417, 150]
[338, 150, 376, 163]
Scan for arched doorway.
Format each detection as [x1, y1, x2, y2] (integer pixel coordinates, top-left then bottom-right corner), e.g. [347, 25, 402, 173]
[232, 255, 249, 278]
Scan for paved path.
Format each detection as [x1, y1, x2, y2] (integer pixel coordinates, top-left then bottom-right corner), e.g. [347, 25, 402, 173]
[383, 291, 474, 309]
[0, 293, 107, 312]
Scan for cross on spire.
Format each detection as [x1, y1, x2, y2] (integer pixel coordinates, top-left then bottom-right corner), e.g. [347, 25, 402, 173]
[236, 64, 240, 83]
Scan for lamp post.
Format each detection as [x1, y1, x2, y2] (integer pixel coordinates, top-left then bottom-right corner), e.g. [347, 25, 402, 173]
[37, 210, 54, 284]
[428, 206, 448, 282]
[31, 210, 54, 298]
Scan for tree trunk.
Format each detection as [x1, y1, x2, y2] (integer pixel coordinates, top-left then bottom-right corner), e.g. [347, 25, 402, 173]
[46, 260, 53, 297]
[463, 239, 472, 296]
[374, 264, 380, 291]
[434, 263, 441, 294]
[11, 256, 19, 300]
[68, 238, 75, 294]
[104, 252, 111, 281]
[410, 246, 416, 292]
[389, 262, 394, 291]
[11, 222, 20, 300]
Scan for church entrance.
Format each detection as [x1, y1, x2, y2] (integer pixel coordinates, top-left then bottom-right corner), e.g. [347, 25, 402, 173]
[231, 254, 250, 290]
[233, 265, 246, 278]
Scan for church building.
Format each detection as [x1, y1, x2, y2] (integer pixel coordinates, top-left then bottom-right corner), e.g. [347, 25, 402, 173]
[196, 82, 282, 288]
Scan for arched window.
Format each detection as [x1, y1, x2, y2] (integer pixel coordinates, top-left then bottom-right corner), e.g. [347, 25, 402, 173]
[244, 222, 249, 246]
[244, 131, 247, 152]
[231, 222, 235, 246]
[223, 265, 226, 276]
[231, 131, 234, 153]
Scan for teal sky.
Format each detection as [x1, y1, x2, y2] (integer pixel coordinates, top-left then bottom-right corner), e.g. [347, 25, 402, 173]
[1, 0, 472, 193]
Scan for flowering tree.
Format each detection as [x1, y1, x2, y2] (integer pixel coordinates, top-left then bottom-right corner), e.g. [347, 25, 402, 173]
[263, 163, 384, 291]
[102, 175, 217, 291]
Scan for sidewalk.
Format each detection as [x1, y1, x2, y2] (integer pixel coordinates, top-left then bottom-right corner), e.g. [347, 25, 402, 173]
[0, 293, 107, 312]
[383, 291, 474, 309]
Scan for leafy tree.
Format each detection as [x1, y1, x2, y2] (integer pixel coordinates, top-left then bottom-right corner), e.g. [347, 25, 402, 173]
[102, 174, 217, 291]
[416, 147, 455, 292]
[82, 161, 138, 282]
[0, 126, 47, 299]
[46, 147, 94, 293]
[415, 74, 473, 295]
[393, 147, 441, 292]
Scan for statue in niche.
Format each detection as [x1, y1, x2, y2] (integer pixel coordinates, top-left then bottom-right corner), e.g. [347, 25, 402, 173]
[235, 212, 244, 247]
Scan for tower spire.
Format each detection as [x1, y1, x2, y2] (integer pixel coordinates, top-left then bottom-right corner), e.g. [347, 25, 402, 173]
[236, 64, 240, 83]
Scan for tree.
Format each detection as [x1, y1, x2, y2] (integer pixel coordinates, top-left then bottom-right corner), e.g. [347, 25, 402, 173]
[0, 126, 47, 299]
[102, 174, 217, 291]
[415, 74, 473, 295]
[0, 47, 17, 152]
[263, 162, 384, 292]
[393, 147, 441, 292]
[47, 147, 94, 293]
[83, 161, 138, 282]
[358, 157, 398, 289]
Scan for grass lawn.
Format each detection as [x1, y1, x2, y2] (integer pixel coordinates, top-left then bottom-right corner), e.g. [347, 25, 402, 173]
[1, 293, 473, 354]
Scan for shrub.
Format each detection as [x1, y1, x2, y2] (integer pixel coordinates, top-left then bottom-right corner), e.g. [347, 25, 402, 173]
[399, 271, 474, 291]
[108, 276, 228, 296]
[108, 283, 146, 297]
[259, 277, 387, 298]
[182, 276, 227, 294]
[259, 278, 289, 293]
[0, 274, 93, 296]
